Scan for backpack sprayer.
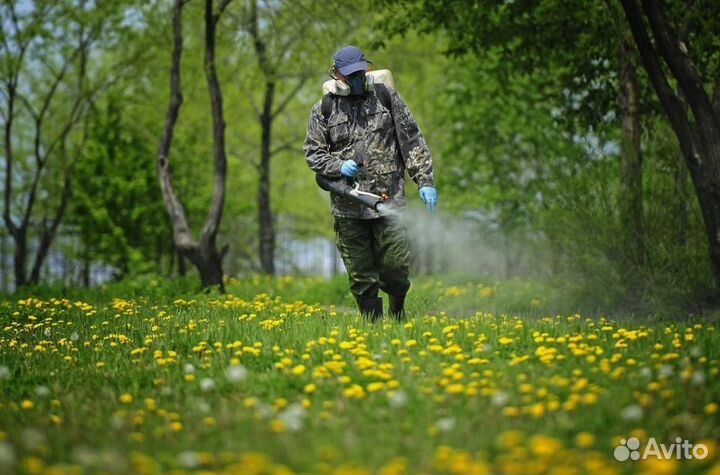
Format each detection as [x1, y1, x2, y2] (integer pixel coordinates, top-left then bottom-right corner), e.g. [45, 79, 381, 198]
[316, 70, 395, 211]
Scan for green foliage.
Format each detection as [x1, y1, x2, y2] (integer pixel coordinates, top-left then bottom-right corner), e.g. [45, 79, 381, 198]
[67, 96, 172, 278]
[3, 0, 716, 318]
[372, 0, 717, 312]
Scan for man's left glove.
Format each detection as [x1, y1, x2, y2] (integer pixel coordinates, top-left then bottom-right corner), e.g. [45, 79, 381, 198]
[419, 186, 438, 212]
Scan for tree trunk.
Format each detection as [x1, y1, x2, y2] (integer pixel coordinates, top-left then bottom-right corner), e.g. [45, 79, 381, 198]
[245, 0, 309, 275]
[178, 247, 187, 276]
[1, 232, 7, 292]
[259, 81, 276, 274]
[674, 151, 688, 247]
[621, 0, 720, 285]
[618, 38, 645, 267]
[13, 228, 28, 288]
[192, 238, 225, 288]
[156, 0, 230, 292]
[82, 252, 91, 287]
[200, 0, 231, 290]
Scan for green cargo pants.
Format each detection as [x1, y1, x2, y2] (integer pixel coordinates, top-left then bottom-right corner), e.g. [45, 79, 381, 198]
[334, 216, 411, 302]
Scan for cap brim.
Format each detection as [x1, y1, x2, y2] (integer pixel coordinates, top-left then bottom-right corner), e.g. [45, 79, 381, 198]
[338, 60, 369, 76]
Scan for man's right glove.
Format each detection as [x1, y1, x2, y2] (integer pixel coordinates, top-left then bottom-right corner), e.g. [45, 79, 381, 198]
[340, 160, 360, 177]
[419, 186, 438, 212]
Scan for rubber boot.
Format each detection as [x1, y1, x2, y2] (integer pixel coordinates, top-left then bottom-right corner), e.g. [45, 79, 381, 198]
[358, 297, 383, 322]
[388, 294, 406, 321]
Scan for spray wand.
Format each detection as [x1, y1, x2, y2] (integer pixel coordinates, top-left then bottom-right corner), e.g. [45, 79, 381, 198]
[315, 155, 390, 211]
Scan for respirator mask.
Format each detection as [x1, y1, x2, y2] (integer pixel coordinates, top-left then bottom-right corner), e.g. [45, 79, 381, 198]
[329, 67, 375, 96]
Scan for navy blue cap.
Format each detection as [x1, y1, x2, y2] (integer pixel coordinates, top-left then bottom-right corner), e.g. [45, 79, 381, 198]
[333, 46, 371, 76]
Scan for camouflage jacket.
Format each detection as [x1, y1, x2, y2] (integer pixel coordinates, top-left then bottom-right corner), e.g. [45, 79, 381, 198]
[303, 86, 435, 219]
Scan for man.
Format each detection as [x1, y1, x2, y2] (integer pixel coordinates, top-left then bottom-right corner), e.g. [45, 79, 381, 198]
[303, 45, 438, 321]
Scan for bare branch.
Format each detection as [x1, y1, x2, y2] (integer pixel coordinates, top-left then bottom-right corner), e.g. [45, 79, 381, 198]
[246, 92, 261, 119]
[217, 0, 233, 20]
[272, 76, 307, 119]
[15, 91, 39, 122]
[20, 15, 106, 231]
[270, 137, 302, 156]
[248, 0, 273, 78]
[273, 14, 315, 66]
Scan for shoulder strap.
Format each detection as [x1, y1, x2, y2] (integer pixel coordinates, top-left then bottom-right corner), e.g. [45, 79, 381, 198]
[321, 94, 333, 123]
[322, 84, 392, 123]
[374, 83, 392, 114]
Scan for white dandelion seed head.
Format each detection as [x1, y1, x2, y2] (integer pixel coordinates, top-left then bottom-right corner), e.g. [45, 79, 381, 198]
[35, 385, 50, 397]
[658, 365, 673, 379]
[183, 363, 195, 374]
[620, 404, 644, 422]
[178, 450, 199, 469]
[0, 366, 10, 380]
[199, 378, 215, 392]
[388, 390, 408, 409]
[436, 417, 455, 432]
[278, 403, 306, 432]
[110, 414, 125, 430]
[691, 370, 706, 386]
[225, 364, 247, 383]
[492, 391, 509, 407]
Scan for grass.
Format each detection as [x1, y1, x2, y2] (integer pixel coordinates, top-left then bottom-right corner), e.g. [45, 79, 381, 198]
[0, 275, 718, 475]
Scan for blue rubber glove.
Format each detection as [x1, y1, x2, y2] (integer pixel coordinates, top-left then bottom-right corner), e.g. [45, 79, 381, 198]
[419, 186, 438, 212]
[340, 160, 360, 178]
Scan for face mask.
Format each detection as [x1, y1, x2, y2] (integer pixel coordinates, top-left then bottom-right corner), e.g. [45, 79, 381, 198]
[329, 68, 375, 96]
[347, 71, 367, 95]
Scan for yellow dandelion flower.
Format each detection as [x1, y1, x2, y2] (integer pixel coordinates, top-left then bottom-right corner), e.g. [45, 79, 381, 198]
[119, 394, 133, 404]
[574, 432, 595, 448]
[446, 383, 465, 395]
[203, 416, 216, 427]
[367, 382, 385, 393]
[529, 434, 563, 457]
[497, 430, 524, 449]
[270, 419, 286, 433]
